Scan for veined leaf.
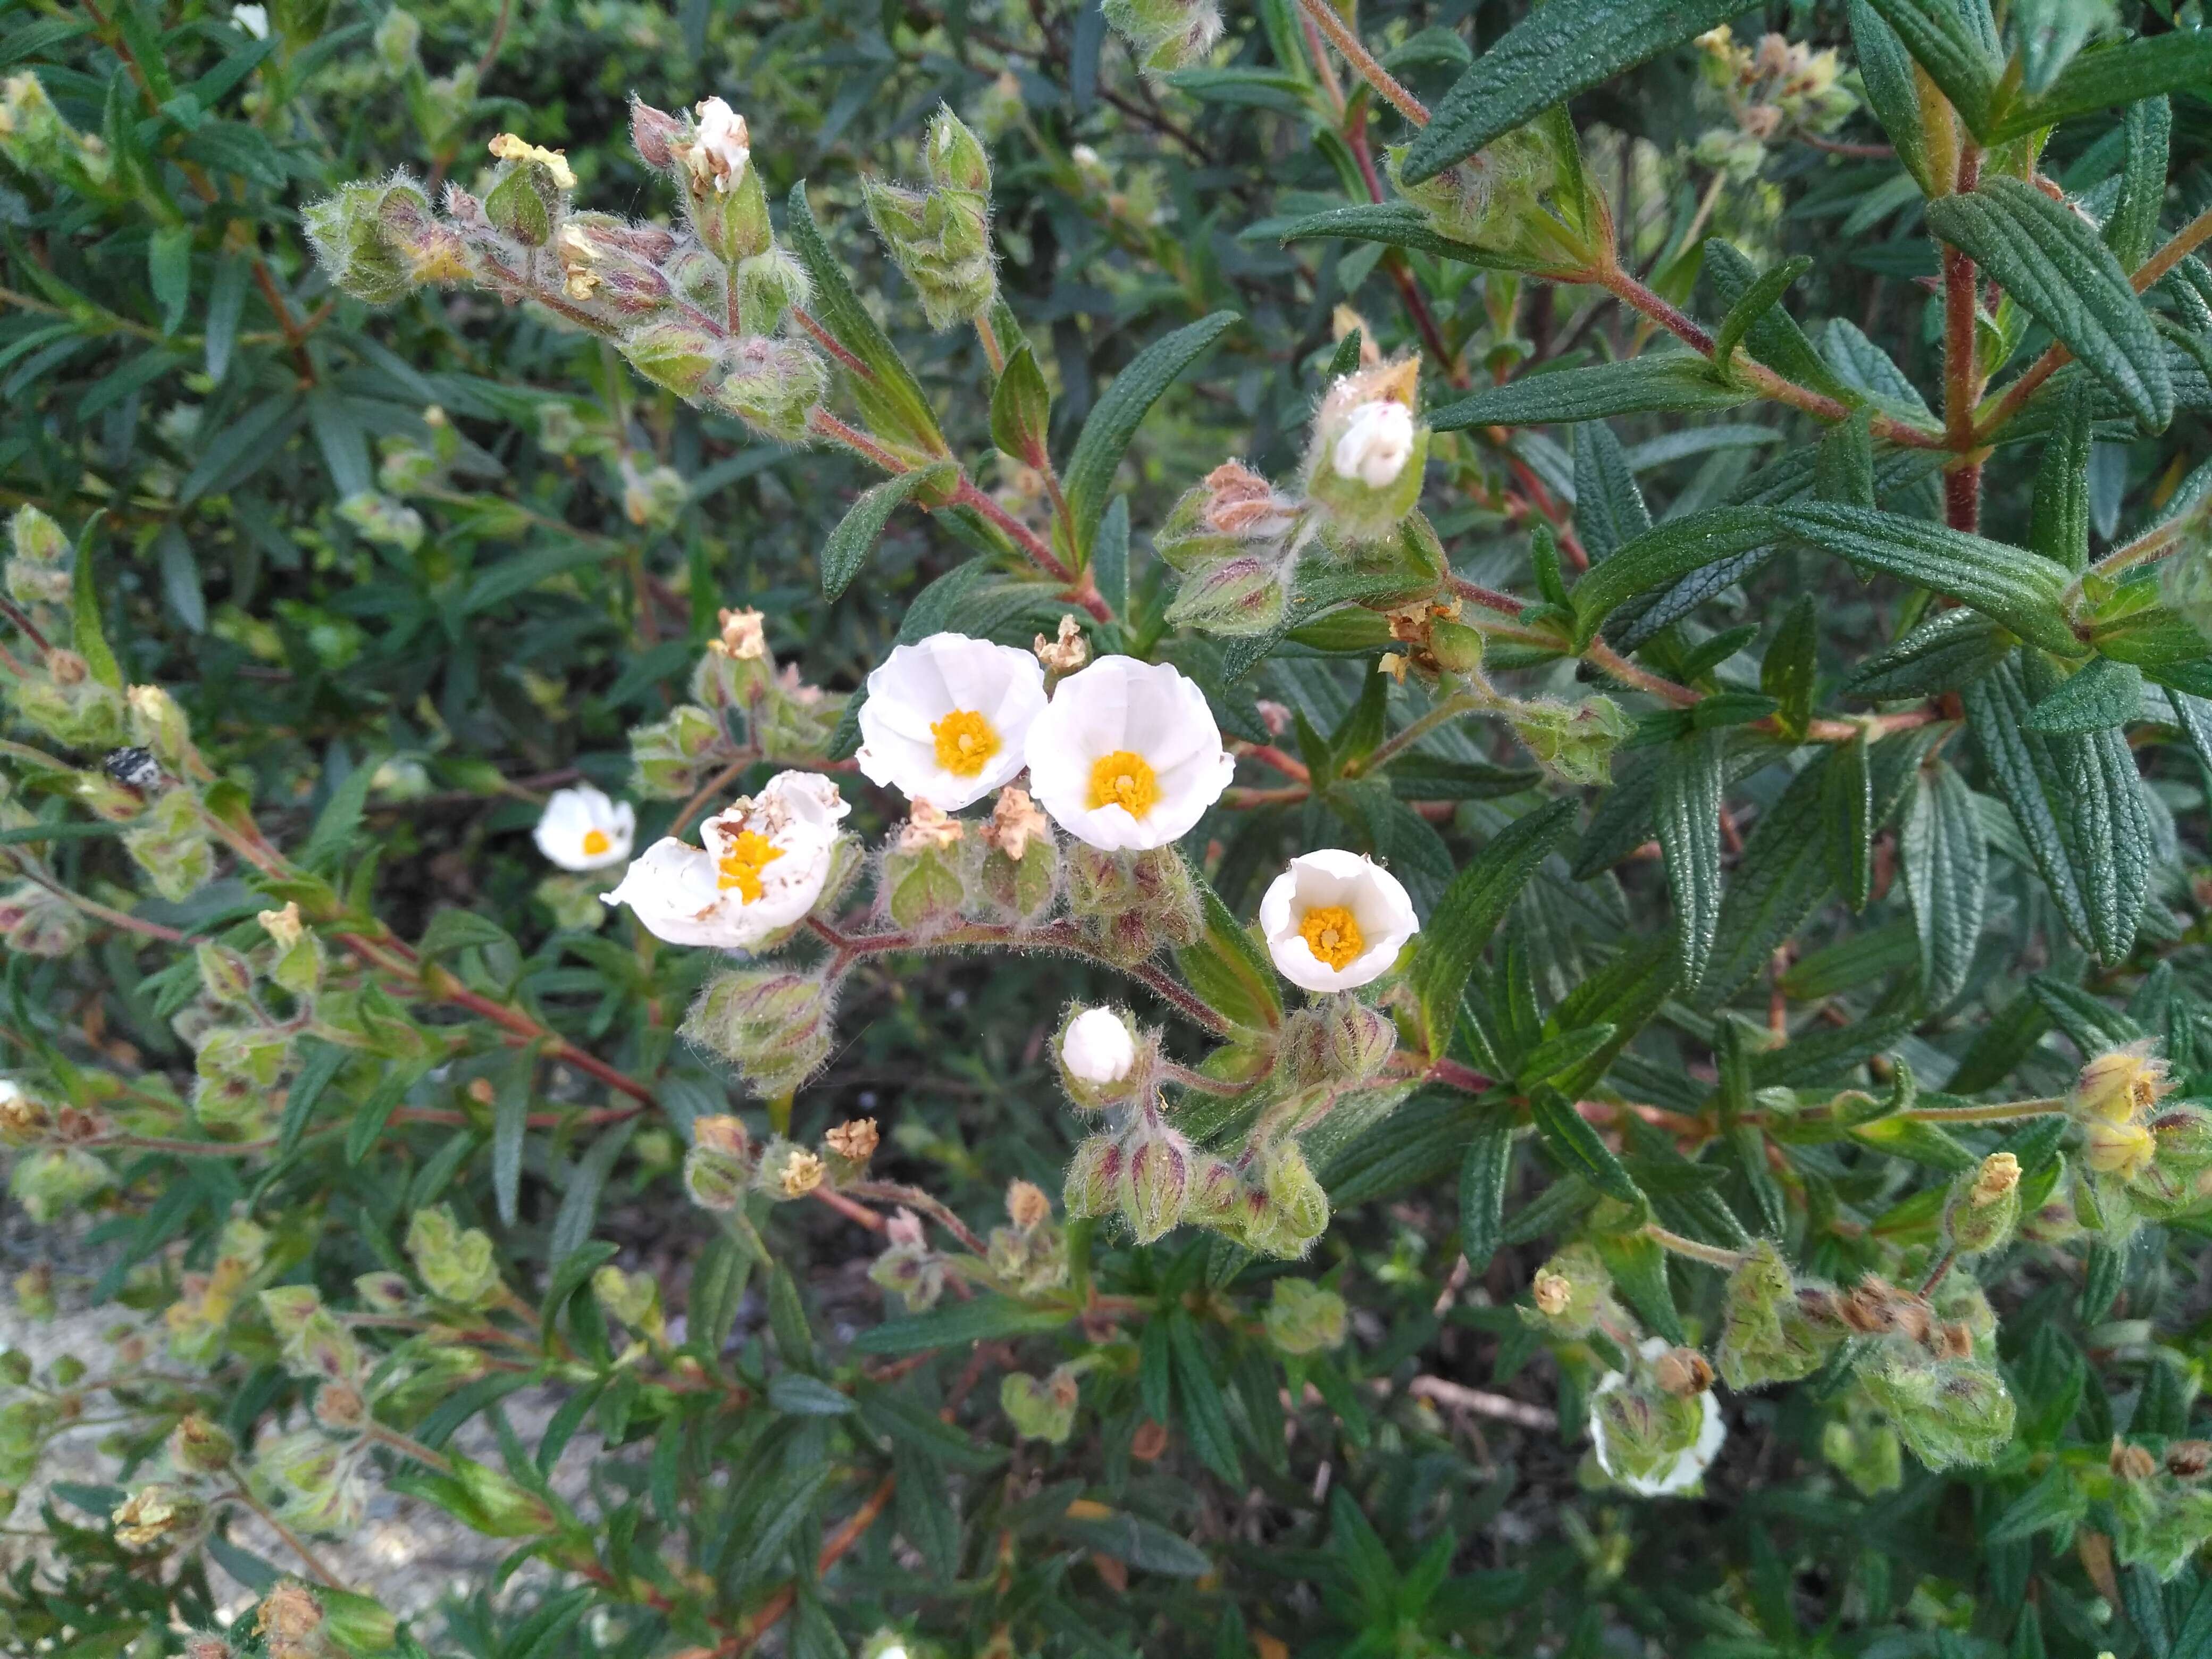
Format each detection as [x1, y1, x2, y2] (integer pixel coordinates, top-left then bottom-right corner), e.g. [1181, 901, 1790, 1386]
[1459, 1123, 1514, 1272]
[70, 526, 123, 691]
[1407, 798, 1576, 1054]
[1528, 1085, 1640, 1205]
[1062, 312, 1238, 564]
[1861, 0, 2001, 138]
[1431, 356, 1748, 431]
[1901, 761, 1988, 1007]
[818, 464, 957, 600]
[1849, 1, 1929, 188]
[1572, 506, 1779, 647]
[1398, 0, 1742, 183]
[2028, 379, 2094, 570]
[1572, 421, 1650, 563]
[1172, 866, 1284, 1033]
[785, 183, 948, 459]
[2024, 656, 2141, 734]
[1991, 34, 2212, 141]
[1842, 609, 2013, 700]
[1925, 178, 2171, 433]
[1769, 501, 2083, 657]
[1653, 732, 1726, 992]
[1272, 202, 1539, 271]
[1706, 242, 1847, 402]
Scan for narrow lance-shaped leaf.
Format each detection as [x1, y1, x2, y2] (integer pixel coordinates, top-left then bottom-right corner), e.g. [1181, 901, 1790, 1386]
[1572, 421, 1649, 563]
[1653, 732, 1726, 993]
[1062, 311, 1238, 565]
[1431, 356, 1749, 431]
[1901, 760, 1988, 1008]
[1397, 0, 1742, 183]
[1861, 0, 2001, 138]
[1924, 178, 2171, 433]
[1407, 798, 1577, 1054]
[817, 464, 958, 600]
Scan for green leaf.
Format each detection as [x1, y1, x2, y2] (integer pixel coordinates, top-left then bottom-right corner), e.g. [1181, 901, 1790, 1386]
[1770, 501, 2083, 657]
[1991, 34, 2212, 142]
[276, 1037, 346, 1156]
[1515, 1023, 1618, 1088]
[1055, 1508, 1212, 1578]
[2028, 380, 2094, 570]
[1762, 595, 1819, 739]
[1397, 0, 1742, 183]
[2105, 96, 2171, 274]
[818, 464, 957, 600]
[1168, 1313, 1241, 1485]
[2024, 656, 2142, 734]
[1843, 609, 2012, 700]
[418, 908, 516, 962]
[1814, 407, 1876, 511]
[70, 522, 123, 691]
[1458, 1124, 1514, 1273]
[1594, 1230, 1683, 1344]
[1698, 752, 1838, 1003]
[1173, 864, 1284, 1033]
[1849, 1, 1929, 188]
[1924, 178, 2171, 432]
[148, 224, 192, 337]
[1706, 246, 1829, 394]
[1431, 356, 1748, 431]
[988, 339, 1052, 466]
[491, 1065, 529, 1228]
[1861, 0, 2001, 138]
[1572, 422, 1650, 563]
[1407, 798, 1576, 1054]
[851, 1294, 1070, 1354]
[785, 183, 947, 458]
[1272, 202, 1539, 271]
[1572, 506, 1778, 647]
[1062, 311, 1238, 564]
[1653, 732, 1726, 992]
[1900, 761, 1987, 1007]
[1528, 1085, 1641, 1205]
[1826, 727, 1875, 912]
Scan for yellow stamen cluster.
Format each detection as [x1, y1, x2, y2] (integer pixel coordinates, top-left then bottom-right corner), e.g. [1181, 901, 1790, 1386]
[488, 132, 576, 189]
[1298, 905, 1364, 970]
[581, 827, 613, 858]
[716, 829, 784, 902]
[931, 708, 1001, 778]
[1086, 750, 1159, 818]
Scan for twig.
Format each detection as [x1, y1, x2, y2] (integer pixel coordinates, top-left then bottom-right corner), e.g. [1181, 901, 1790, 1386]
[1293, 0, 1428, 128]
[1405, 1376, 1557, 1430]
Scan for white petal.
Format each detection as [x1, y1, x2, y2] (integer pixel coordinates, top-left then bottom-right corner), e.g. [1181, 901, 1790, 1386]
[857, 636, 1045, 811]
[1260, 850, 1419, 992]
[603, 841, 747, 946]
[1062, 1008, 1136, 1083]
[1025, 656, 1231, 851]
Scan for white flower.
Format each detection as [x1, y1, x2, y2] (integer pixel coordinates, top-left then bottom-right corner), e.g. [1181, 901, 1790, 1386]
[1258, 850, 1420, 993]
[602, 771, 849, 948]
[532, 785, 635, 872]
[856, 633, 1048, 811]
[1061, 1008, 1136, 1084]
[232, 3, 269, 36]
[1590, 1337, 1727, 1498]
[1022, 655, 1235, 851]
[688, 96, 750, 193]
[1331, 399, 1416, 489]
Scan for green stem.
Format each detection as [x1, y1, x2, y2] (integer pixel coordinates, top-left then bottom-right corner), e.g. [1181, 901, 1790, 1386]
[1645, 1224, 1750, 1269]
[1903, 1097, 2067, 1124]
[1292, 0, 1429, 128]
[1343, 690, 1485, 779]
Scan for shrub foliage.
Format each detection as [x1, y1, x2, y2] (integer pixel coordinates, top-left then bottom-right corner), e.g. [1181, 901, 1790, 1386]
[3, 0, 2212, 1654]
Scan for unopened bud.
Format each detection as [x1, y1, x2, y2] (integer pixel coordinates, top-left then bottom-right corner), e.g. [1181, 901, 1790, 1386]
[404, 1205, 503, 1309]
[1006, 1178, 1051, 1232]
[683, 969, 835, 1100]
[860, 165, 996, 330]
[2070, 1042, 2172, 1124]
[1164, 554, 1288, 636]
[734, 245, 811, 334]
[2113, 1437, 2160, 1481]
[685, 1115, 757, 1212]
[1101, 0, 1224, 76]
[1527, 1243, 1611, 1338]
[1507, 694, 1630, 789]
[1264, 1277, 1347, 1355]
[1304, 360, 1426, 545]
[1120, 1124, 1191, 1244]
[592, 1264, 662, 1334]
[2087, 1116, 2158, 1180]
[1001, 1367, 1079, 1443]
[630, 97, 681, 169]
[1060, 1006, 1141, 1102]
[168, 1413, 236, 1474]
[1063, 1135, 1122, 1220]
[1320, 993, 1397, 1081]
[1945, 1152, 2021, 1254]
[703, 334, 828, 443]
[1862, 1346, 2016, 1472]
[1716, 1241, 1839, 1389]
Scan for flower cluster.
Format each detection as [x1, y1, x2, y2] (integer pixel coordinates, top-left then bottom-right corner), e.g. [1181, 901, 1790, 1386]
[1691, 26, 1857, 180]
[2065, 1042, 2212, 1235]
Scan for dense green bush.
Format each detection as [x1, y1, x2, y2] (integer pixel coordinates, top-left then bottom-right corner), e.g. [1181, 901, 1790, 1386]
[4, 0, 2212, 1653]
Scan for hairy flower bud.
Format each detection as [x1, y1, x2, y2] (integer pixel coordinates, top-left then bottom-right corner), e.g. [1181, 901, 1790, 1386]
[2087, 1115, 2158, 1182]
[1258, 1139, 1329, 1252]
[373, 6, 420, 72]
[703, 334, 829, 443]
[8, 1146, 111, 1222]
[1716, 1242, 1840, 1389]
[1001, 1367, 1079, 1444]
[1320, 993, 1397, 1082]
[405, 1205, 502, 1309]
[305, 177, 463, 303]
[1164, 553, 1288, 636]
[1059, 1006, 1142, 1105]
[734, 245, 811, 334]
[1821, 1396, 1903, 1497]
[1062, 1134, 1122, 1220]
[1528, 1243, 1612, 1338]
[1304, 360, 1428, 546]
[1101, 0, 1222, 76]
[684, 1116, 757, 1212]
[2071, 1042, 2173, 1124]
[1945, 1152, 2021, 1255]
[629, 97, 681, 169]
[683, 969, 836, 1100]
[1507, 695, 1631, 788]
[112, 1483, 203, 1551]
[861, 118, 996, 330]
[169, 1413, 237, 1474]
[1119, 1120, 1192, 1245]
[1264, 1277, 1347, 1355]
[1861, 1343, 2016, 1472]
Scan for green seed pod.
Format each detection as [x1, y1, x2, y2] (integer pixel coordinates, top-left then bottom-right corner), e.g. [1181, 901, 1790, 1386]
[1860, 1342, 2016, 1472]
[684, 1116, 756, 1212]
[1716, 1241, 1842, 1389]
[7, 1146, 111, 1223]
[703, 334, 829, 444]
[1164, 553, 1291, 636]
[1264, 1278, 1348, 1355]
[1507, 694, 1631, 789]
[1000, 1368, 1079, 1444]
[1528, 1241, 1612, 1339]
[404, 1204, 504, 1310]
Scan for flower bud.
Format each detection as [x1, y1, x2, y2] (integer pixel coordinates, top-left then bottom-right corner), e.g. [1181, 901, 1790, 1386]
[1119, 1122, 1192, 1244]
[12, 1264, 54, 1320]
[125, 683, 191, 772]
[630, 97, 680, 168]
[1715, 1241, 1840, 1389]
[169, 1413, 236, 1474]
[1507, 694, 1630, 789]
[703, 334, 829, 443]
[7, 1146, 111, 1222]
[870, 1239, 946, 1310]
[1528, 1243, 1612, 1338]
[0, 1082, 49, 1147]
[1059, 1006, 1141, 1103]
[1164, 553, 1288, 636]
[1320, 993, 1397, 1082]
[9, 665, 126, 752]
[354, 1271, 413, 1313]
[1945, 1152, 2021, 1255]
[683, 969, 836, 1100]
[629, 701, 728, 798]
[1264, 1278, 1347, 1355]
[1820, 1400, 1903, 1497]
[684, 1115, 756, 1211]
[734, 246, 811, 334]
[861, 151, 996, 329]
[373, 5, 419, 70]
[1385, 128, 1558, 248]
[925, 105, 991, 194]
[304, 178, 463, 303]
[405, 1205, 503, 1309]
[1101, 0, 1223, 75]
[112, 1484, 203, 1551]
[0, 72, 112, 192]
[621, 320, 720, 400]
[1063, 1135, 1122, 1220]
[256, 1430, 366, 1535]
[1861, 1343, 2016, 1472]
[1260, 1139, 1329, 1247]
[2087, 1116, 2158, 1181]
[882, 810, 970, 935]
[1001, 1367, 1079, 1444]
[316, 1586, 400, 1657]
[592, 1264, 663, 1336]
[1304, 361, 1428, 546]
[2070, 1042, 2172, 1124]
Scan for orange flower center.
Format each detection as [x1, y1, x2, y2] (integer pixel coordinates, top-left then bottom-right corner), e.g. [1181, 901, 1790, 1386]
[1086, 750, 1159, 817]
[716, 830, 785, 903]
[1298, 906, 1364, 970]
[931, 708, 1001, 778]
[581, 828, 612, 857]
